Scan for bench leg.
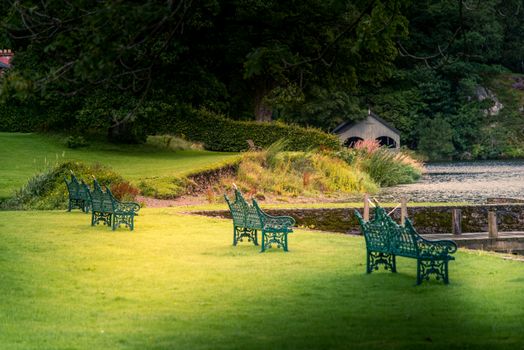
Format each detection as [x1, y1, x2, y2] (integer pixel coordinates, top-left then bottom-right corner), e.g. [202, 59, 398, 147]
[260, 232, 266, 252]
[444, 260, 449, 284]
[260, 231, 287, 252]
[392, 255, 397, 273]
[417, 259, 449, 285]
[112, 214, 134, 231]
[233, 227, 258, 246]
[368, 251, 395, 273]
[416, 260, 422, 285]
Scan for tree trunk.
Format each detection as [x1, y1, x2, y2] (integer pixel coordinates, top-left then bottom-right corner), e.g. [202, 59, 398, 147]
[253, 85, 273, 122]
[107, 120, 144, 144]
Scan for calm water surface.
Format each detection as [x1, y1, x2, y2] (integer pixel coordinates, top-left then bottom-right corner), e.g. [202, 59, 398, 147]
[377, 160, 524, 203]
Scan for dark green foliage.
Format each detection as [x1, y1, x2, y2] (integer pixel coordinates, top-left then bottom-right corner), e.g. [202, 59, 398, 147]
[418, 118, 455, 161]
[0, 0, 410, 136]
[0, 101, 40, 132]
[1, 0, 524, 160]
[2, 161, 124, 210]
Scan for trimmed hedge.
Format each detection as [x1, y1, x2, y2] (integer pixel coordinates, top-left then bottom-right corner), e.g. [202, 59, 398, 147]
[0, 102, 40, 132]
[1, 98, 341, 152]
[141, 105, 340, 152]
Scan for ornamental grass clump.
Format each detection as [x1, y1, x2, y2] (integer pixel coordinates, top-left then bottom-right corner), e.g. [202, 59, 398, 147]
[336, 139, 424, 187]
[232, 142, 378, 198]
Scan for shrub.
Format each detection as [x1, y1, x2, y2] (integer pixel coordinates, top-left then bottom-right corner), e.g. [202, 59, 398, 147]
[146, 135, 203, 151]
[110, 181, 140, 201]
[64, 135, 89, 149]
[2, 161, 127, 210]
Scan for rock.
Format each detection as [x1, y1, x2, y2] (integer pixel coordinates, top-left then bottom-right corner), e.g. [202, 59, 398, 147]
[475, 85, 504, 116]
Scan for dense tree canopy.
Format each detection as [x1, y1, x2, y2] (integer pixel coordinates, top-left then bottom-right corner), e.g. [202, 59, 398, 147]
[1, 0, 524, 159]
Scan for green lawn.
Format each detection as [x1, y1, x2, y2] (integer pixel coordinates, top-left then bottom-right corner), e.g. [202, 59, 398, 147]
[0, 132, 239, 198]
[0, 209, 522, 349]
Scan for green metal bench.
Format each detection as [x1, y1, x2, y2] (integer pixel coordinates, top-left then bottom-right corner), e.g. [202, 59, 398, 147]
[88, 180, 140, 231]
[224, 189, 295, 252]
[64, 174, 91, 212]
[355, 206, 457, 284]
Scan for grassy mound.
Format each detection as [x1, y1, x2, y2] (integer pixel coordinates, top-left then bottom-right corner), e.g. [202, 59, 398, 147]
[0, 209, 522, 349]
[227, 150, 378, 198]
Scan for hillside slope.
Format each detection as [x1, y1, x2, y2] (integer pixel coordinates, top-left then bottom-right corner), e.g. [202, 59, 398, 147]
[0, 133, 239, 199]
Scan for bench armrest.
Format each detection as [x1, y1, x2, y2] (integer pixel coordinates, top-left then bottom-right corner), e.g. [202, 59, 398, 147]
[114, 200, 141, 213]
[406, 219, 457, 257]
[253, 199, 295, 229]
[417, 238, 458, 257]
[260, 211, 296, 229]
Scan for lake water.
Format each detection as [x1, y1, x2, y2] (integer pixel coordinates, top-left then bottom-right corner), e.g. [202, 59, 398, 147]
[377, 160, 524, 203]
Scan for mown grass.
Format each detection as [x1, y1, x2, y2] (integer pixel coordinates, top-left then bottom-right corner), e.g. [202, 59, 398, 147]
[0, 132, 239, 199]
[0, 209, 522, 349]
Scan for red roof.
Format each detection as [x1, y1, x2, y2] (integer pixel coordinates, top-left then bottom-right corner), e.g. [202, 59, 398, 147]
[0, 50, 13, 68]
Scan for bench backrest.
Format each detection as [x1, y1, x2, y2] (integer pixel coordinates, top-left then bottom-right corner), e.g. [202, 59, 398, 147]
[383, 214, 419, 258]
[78, 180, 91, 201]
[355, 207, 391, 253]
[355, 206, 420, 257]
[89, 180, 115, 213]
[224, 189, 263, 229]
[64, 175, 81, 199]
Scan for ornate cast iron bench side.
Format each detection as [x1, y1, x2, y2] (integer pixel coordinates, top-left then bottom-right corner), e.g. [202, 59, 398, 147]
[354, 208, 396, 273]
[252, 199, 295, 252]
[355, 206, 458, 284]
[224, 189, 259, 246]
[79, 180, 92, 213]
[402, 218, 457, 284]
[88, 180, 114, 228]
[88, 180, 140, 231]
[106, 186, 140, 231]
[64, 174, 90, 212]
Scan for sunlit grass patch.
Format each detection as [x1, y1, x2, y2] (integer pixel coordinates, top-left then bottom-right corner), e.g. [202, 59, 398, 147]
[0, 209, 522, 349]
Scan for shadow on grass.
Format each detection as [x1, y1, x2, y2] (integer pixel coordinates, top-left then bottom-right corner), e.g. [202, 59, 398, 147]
[123, 261, 516, 350]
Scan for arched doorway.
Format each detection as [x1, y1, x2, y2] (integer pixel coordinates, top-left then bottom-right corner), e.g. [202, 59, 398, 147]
[376, 136, 397, 149]
[344, 136, 363, 148]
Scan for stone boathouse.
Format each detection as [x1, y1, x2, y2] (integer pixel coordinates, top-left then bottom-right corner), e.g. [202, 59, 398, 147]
[333, 110, 400, 150]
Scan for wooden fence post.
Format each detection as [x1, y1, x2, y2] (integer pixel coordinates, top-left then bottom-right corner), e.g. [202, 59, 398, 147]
[400, 197, 407, 225]
[452, 209, 462, 235]
[488, 211, 498, 238]
[363, 193, 370, 221]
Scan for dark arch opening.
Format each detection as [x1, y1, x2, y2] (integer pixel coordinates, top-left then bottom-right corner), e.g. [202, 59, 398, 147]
[344, 136, 363, 148]
[376, 136, 397, 149]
